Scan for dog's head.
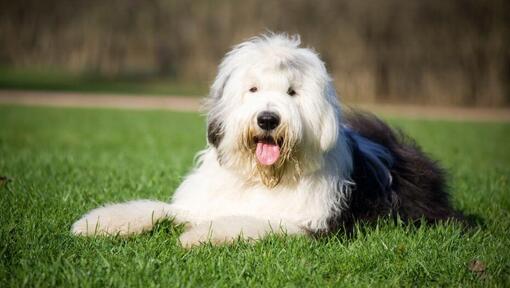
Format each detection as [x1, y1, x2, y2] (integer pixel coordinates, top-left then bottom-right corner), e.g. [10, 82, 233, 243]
[205, 34, 344, 187]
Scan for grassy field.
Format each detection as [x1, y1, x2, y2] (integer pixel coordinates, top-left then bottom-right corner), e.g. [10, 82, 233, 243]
[0, 68, 207, 96]
[0, 105, 509, 287]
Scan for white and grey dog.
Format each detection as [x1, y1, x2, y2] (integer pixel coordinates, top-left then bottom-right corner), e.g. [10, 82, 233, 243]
[72, 34, 461, 247]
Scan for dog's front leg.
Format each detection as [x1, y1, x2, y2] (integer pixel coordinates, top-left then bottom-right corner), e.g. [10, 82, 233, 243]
[178, 216, 305, 248]
[71, 200, 190, 236]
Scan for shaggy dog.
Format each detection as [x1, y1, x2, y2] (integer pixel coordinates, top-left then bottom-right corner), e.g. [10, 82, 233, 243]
[72, 34, 462, 247]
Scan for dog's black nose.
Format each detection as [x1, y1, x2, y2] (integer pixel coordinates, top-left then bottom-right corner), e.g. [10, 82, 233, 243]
[257, 111, 280, 131]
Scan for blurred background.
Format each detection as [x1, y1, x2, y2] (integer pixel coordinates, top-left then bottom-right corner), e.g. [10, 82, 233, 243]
[0, 0, 509, 106]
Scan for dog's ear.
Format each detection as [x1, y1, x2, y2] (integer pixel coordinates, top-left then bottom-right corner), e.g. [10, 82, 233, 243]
[205, 67, 231, 148]
[319, 86, 340, 152]
[319, 104, 339, 152]
[209, 58, 233, 100]
[209, 74, 229, 100]
[207, 117, 224, 148]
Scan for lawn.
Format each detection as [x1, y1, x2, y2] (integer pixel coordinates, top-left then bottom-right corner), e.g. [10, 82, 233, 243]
[0, 105, 509, 287]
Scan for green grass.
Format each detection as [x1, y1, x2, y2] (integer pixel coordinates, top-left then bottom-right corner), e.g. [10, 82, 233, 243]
[1, 105, 509, 287]
[0, 68, 207, 96]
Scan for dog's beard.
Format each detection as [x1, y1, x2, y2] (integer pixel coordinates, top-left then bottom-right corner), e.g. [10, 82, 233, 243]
[241, 124, 301, 188]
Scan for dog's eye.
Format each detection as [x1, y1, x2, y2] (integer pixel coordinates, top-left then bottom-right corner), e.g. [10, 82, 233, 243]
[249, 87, 258, 93]
[287, 87, 297, 96]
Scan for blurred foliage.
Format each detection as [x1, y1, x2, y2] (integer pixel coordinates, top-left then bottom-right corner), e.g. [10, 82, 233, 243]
[0, 67, 207, 96]
[0, 0, 508, 106]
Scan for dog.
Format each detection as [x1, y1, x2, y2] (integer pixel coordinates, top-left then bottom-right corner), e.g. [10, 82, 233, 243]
[72, 34, 462, 247]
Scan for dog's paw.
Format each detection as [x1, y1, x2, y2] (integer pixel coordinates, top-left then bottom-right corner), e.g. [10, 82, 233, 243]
[178, 230, 205, 248]
[177, 216, 307, 248]
[71, 215, 101, 236]
[71, 207, 132, 236]
[178, 217, 285, 248]
[179, 222, 241, 248]
[179, 224, 219, 248]
[71, 213, 117, 236]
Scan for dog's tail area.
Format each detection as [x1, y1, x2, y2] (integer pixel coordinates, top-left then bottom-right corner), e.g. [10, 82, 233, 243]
[71, 200, 176, 236]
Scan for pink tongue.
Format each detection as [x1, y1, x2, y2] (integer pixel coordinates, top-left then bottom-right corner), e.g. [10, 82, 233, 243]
[256, 142, 281, 166]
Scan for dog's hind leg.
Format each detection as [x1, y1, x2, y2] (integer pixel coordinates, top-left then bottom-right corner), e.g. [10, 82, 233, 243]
[178, 216, 305, 248]
[71, 200, 187, 236]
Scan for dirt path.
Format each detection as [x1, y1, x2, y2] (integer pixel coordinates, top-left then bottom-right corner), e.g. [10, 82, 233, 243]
[0, 90, 202, 112]
[1, 90, 509, 122]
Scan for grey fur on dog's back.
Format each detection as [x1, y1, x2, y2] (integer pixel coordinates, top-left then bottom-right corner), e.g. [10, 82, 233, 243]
[327, 111, 464, 233]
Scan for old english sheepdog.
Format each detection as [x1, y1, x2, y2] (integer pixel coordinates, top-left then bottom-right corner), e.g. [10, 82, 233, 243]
[72, 34, 462, 247]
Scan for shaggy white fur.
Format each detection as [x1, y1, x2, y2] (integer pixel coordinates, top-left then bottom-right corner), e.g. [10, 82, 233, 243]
[72, 34, 354, 247]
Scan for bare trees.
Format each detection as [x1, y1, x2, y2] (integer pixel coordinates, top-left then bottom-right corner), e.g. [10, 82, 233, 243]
[1, 0, 508, 106]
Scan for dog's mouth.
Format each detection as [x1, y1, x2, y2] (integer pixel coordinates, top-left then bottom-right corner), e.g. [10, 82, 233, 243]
[253, 135, 283, 166]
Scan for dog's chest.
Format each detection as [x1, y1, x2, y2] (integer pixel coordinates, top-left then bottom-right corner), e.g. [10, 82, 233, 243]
[174, 175, 332, 229]
[170, 150, 337, 229]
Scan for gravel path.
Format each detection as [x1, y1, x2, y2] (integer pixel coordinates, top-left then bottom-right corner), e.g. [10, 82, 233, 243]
[1, 90, 509, 122]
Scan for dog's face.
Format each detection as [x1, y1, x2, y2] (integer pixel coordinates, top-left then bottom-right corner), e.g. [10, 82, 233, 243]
[206, 35, 341, 187]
